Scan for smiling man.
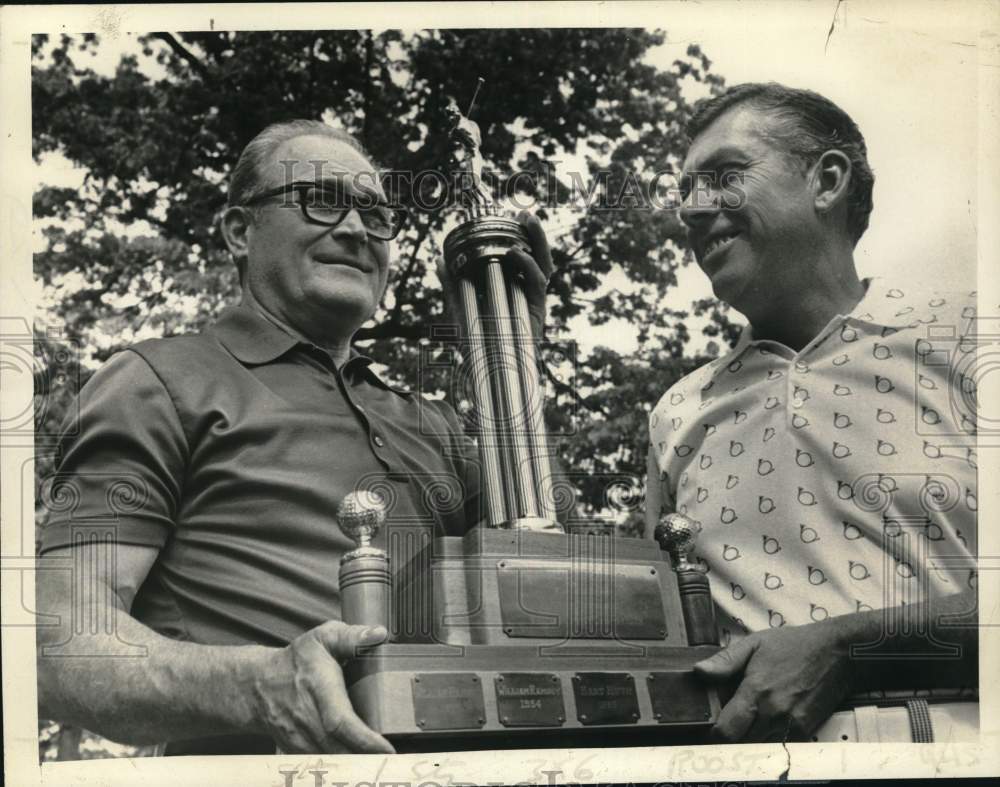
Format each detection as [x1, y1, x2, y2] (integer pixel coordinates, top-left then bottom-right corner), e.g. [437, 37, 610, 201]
[646, 84, 979, 743]
[35, 120, 552, 755]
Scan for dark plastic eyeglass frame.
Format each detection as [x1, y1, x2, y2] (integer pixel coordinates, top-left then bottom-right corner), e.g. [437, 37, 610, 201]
[242, 181, 408, 241]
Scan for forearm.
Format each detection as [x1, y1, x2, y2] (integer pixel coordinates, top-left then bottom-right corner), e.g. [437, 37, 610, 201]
[37, 588, 271, 745]
[823, 589, 978, 694]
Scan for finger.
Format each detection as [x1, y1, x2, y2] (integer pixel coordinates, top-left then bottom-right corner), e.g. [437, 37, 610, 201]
[314, 621, 388, 661]
[436, 258, 456, 299]
[515, 210, 553, 277]
[303, 640, 395, 754]
[277, 723, 329, 754]
[710, 681, 758, 743]
[435, 258, 465, 322]
[505, 246, 549, 297]
[694, 636, 758, 681]
[745, 706, 791, 743]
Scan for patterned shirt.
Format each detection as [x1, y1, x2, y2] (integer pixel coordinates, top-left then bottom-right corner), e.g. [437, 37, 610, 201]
[646, 280, 978, 641]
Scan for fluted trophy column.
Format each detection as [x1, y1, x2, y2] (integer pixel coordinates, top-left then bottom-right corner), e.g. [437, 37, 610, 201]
[442, 93, 560, 531]
[337, 491, 391, 628]
[654, 513, 718, 646]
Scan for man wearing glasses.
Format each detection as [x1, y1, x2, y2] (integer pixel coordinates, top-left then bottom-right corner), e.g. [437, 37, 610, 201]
[36, 120, 553, 755]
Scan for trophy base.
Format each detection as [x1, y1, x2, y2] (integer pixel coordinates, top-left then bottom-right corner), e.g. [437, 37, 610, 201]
[345, 642, 721, 750]
[344, 527, 722, 750]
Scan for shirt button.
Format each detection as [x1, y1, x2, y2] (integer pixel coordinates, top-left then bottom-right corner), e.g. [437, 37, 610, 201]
[373, 435, 385, 447]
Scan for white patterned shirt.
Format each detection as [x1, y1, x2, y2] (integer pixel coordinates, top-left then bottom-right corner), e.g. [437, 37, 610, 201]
[646, 280, 978, 642]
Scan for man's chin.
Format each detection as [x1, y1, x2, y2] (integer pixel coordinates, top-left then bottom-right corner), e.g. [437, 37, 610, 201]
[304, 286, 376, 325]
[708, 268, 747, 310]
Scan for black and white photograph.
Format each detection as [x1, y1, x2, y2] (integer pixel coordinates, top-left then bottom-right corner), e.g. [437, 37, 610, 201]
[2, 2, 998, 785]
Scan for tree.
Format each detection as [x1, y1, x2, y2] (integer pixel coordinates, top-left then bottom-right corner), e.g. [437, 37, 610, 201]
[32, 29, 734, 524]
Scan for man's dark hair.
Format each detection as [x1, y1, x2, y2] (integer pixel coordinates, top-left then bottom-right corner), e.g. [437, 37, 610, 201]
[687, 82, 875, 245]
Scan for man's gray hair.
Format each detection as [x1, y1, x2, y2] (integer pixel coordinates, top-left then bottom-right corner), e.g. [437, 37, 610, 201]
[687, 82, 875, 246]
[226, 119, 369, 209]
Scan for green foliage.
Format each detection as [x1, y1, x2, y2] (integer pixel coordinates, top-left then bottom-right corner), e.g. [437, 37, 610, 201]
[33, 29, 735, 531]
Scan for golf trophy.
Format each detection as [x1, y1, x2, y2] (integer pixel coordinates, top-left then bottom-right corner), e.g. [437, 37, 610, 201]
[338, 89, 721, 751]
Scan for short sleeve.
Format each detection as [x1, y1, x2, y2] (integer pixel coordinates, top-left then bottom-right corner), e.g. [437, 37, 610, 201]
[644, 443, 676, 538]
[427, 397, 484, 529]
[37, 349, 189, 554]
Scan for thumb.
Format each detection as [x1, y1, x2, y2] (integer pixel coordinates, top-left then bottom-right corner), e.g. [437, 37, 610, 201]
[313, 621, 388, 661]
[693, 636, 757, 681]
[435, 259, 462, 317]
[435, 257, 449, 283]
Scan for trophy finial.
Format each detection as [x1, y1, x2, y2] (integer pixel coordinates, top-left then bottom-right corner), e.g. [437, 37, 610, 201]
[337, 490, 386, 549]
[653, 513, 704, 573]
[446, 80, 492, 215]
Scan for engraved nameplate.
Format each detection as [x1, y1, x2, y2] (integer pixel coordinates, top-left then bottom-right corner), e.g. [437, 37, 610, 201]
[572, 672, 639, 725]
[411, 673, 485, 730]
[495, 673, 565, 727]
[497, 558, 667, 639]
[647, 671, 713, 724]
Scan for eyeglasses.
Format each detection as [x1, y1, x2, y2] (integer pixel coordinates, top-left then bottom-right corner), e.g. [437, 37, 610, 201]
[242, 181, 408, 240]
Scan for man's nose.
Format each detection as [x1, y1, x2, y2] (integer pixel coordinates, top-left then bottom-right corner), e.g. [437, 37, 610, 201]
[678, 188, 721, 231]
[332, 208, 368, 242]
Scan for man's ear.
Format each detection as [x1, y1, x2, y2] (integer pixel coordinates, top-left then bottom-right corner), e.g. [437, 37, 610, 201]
[221, 206, 252, 259]
[812, 150, 851, 214]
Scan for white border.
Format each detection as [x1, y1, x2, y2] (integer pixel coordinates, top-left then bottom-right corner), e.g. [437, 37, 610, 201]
[2, 2, 999, 785]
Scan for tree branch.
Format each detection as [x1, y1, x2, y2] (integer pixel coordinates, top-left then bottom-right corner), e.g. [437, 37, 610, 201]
[386, 221, 432, 324]
[361, 31, 374, 147]
[543, 361, 608, 416]
[150, 33, 210, 79]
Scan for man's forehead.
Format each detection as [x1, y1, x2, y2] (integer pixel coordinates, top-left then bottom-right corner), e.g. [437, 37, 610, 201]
[681, 106, 780, 173]
[264, 134, 381, 192]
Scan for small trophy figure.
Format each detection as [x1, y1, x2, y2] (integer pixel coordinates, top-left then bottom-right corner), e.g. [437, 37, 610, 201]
[445, 97, 484, 180]
[445, 80, 493, 216]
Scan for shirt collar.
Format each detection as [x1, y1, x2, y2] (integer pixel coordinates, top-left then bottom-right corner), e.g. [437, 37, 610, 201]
[209, 304, 411, 394]
[732, 277, 942, 354]
[210, 304, 300, 365]
[847, 277, 945, 329]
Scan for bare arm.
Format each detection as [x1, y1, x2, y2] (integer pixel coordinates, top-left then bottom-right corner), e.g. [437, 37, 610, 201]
[36, 543, 393, 753]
